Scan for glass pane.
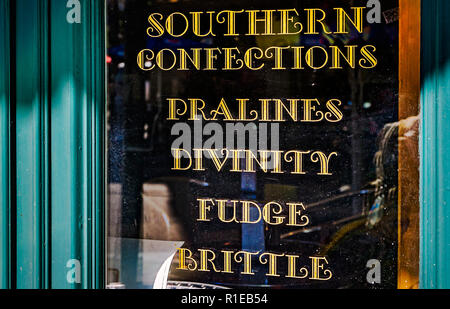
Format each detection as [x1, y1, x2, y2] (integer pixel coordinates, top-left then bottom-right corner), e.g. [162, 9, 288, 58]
[106, 0, 420, 289]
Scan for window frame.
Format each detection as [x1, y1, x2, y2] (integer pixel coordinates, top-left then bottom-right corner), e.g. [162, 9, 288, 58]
[1, 0, 450, 289]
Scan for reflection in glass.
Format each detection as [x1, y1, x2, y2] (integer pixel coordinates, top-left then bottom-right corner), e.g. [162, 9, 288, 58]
[106, 0, 418, 289]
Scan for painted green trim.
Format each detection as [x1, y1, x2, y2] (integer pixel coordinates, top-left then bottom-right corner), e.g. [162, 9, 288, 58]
[13, 0, 105, 289]
[0, 0, 11, 290]
[420, 0, 450, 289]
[15, 0, 50, 289]
[49, 0, 105, 289]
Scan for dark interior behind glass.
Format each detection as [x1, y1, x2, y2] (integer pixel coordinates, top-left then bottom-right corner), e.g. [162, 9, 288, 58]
[107, 0, 400, 289]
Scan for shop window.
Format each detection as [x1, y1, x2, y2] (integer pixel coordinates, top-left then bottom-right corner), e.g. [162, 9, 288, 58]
[106, 0, 420, 289]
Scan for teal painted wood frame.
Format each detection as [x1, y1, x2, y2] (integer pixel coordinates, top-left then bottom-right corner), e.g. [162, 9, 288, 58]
[0, 0, 11, 290]
[15, 0, 50, 289]
[420, 0, 450, 289]
[14, 0, 105, 289]
[5, 0, 450, 290]
[49, 0, 105, 289]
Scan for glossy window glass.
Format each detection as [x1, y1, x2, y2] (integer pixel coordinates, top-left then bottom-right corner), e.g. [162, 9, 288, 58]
[106, 0, 420, 289]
